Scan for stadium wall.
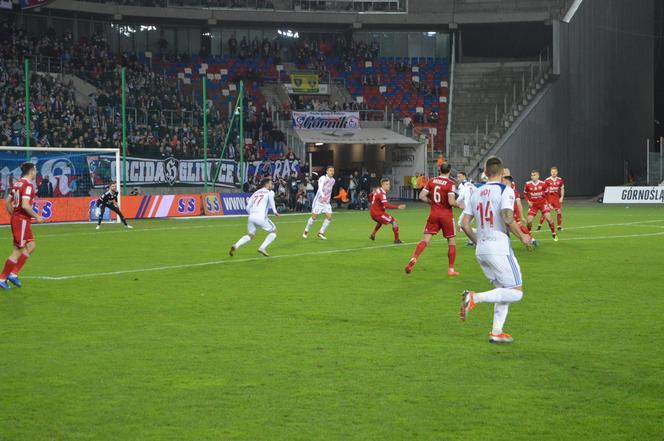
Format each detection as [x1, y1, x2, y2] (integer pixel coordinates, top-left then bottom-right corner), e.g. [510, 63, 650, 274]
[486, 0, 654, 196]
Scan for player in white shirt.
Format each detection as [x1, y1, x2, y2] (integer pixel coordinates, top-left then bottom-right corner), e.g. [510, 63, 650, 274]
[455, 171, 476, 246]
[229, 177, 280, 257]
[459, 156, 533, 343]
[303, 166, 335, 240]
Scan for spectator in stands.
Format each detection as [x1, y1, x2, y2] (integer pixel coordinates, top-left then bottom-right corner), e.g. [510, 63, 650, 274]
[416, 172, 427, 199]
[38, 176, 53, 197]
[348, 171, 359, 207]
[410, 174, 418, 201]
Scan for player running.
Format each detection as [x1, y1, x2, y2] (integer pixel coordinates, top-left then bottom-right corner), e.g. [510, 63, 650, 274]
[502, 175, 536, 247]
[459, 156, 533, 343]
[95, 183, 132, 229]
[455, 171, 476, 246]
[537, 166, 565, 231]
[369, 178, 406, 243]
[405, 162, 459, 276]
[0, 162, 44, 289]
[229, 177, 280, 257]
[523, 169, 558, 241]
[303, 166, 335, 240]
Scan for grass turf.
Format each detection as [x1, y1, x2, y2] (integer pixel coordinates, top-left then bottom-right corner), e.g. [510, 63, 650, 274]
[1, 201, 663, 440]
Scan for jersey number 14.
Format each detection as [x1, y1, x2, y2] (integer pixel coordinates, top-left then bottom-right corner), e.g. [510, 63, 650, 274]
[477, 201, 495, 228]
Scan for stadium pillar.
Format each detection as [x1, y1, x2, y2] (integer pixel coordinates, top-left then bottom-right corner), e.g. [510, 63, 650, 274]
[24, 59, 30, 157]
[660, 137, 663, 183]
[121, 67, 128, 195]
[239, 80, 244, 188]
[203, 75, 208, 192]
[646, 139, 650, 185]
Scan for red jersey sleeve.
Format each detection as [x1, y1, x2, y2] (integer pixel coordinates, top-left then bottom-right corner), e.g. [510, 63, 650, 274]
[523, 183, 530, 201]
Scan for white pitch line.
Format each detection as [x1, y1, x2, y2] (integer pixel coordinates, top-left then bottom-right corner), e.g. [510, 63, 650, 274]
[23, 241, 419, 281]
[22, 230, 664, 281]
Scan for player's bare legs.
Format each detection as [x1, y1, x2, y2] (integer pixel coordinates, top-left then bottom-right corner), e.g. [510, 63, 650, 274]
[230, 233, 254, 256]
[303, 213, 318, 238]
[537, 213, 545, 231]
[460, 286, 523, 343]
[318, 212, 332, 240]
[258, 227, 277, 257]
[405, 233, 432, 273]
[391, 219, 401, 244]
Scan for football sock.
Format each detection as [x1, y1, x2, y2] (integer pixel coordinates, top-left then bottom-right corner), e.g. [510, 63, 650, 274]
[448, 244, 456, 269]
[234, 235, 252, 249]
[538, 216, 545, 226]
[259, 232, 276, 250]
[391, 222, 399, 241]
[547, 219, 556, 233]
[320, 219, 331, 233]
[0, 258, 17, 280]
[371, 223, 382, 236]
[304, 217, 315, 232]
[557, 212, 562, 226]
[475, 288, 523, 304]
[412, 240, 428, 259]
[11, 252, 29, 276]
[492, 303, 510, 335]
[527, 223, 532, 232]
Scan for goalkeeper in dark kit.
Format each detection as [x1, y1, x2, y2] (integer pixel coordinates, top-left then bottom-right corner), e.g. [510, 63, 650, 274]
[95, 183, 132, 230]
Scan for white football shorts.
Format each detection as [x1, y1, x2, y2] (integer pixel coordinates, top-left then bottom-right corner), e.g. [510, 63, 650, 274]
[476, 253, 522, 289]
[248, 216, 276, 235]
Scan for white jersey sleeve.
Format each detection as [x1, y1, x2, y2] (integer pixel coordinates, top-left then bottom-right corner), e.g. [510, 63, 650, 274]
[268, 190, 277, 215]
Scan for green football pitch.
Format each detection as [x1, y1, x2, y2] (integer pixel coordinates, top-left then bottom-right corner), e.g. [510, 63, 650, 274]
[1, 201, 663, 440]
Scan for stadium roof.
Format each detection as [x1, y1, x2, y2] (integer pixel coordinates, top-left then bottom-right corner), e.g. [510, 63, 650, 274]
[294, 128, 421, 146]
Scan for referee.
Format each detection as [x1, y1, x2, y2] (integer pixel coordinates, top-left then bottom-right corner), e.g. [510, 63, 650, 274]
[95, 183, 132, 230]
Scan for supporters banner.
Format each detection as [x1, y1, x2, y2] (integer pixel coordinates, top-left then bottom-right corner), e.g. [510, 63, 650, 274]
[0, 152, 90, 197]
[283, 84, 329, 95]
[86, 156, 300, 188]
[20, 0, 54, 9]
[290, 72, 320, 94]
[603, 186, 664, 204]
[292, 112, 361, 130]
[0, 0, 12, 9]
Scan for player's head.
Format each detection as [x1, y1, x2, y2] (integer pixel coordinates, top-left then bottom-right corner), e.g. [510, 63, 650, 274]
[380, 178, 391, 191]
[109, 183, 117, 192]
[502, 175, 514, 186]
[20, 162, 36, 180]
[439, 162, 451, 176]
[531, 169, 540, 181]
[456, 171, 467, 182]
[326, 166, 334, 177]
[260, 176, 273, 190]
[502, 167, 511, 177]
[550, 166, 558, 177]
[484, 156, 503, 179]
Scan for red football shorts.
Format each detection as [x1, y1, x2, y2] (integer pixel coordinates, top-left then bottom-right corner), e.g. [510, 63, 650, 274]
[424, 214, 455, 238]
[11, 216, 33, 248]
[547, 195, 561, 210]
[528, 201, 550, 217]
[371, 213, 395, 225]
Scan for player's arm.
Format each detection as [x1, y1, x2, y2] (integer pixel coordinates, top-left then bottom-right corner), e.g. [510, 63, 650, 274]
[245, 195, 255, 214]
[560, 185, 565, 203]
[460, 213, 476, 244]
[4, 193, 12, 215]
[21, 196, 43, 223]
[501, 208, 530, 246]
[515, 197, 524, 222]
[523, 186, 533, 207]
[269, 191, 280, 217]
[448, 191, 457, 208]
[419, 188, 430, 204]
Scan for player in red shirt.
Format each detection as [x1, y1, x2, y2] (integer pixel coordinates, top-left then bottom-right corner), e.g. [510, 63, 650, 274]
[537, 166, 565, 231]
[502, 175, 537, 247]
[369, 178, 406, 243]
[405, 162, 459, 276]
[523, 169, 558, 241]
[0, 162, 44, 289]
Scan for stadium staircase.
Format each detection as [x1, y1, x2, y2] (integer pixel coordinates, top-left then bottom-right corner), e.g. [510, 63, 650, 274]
[449, 59, 553, 175]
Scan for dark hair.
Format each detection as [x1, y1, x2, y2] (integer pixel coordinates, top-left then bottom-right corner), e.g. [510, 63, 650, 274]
[20, 162, 35, 177]
[484, 156, 503, 177]
[551, 166, 558, 170]
[260, 176, 272, 188]
[326, 165, 334, 171]
[457, 171, 467, 178]
[531, 169, 540, 174]
[502, 175, 514, 183]
[380, 178, 390, 184]
[439, 162, 452, 174]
